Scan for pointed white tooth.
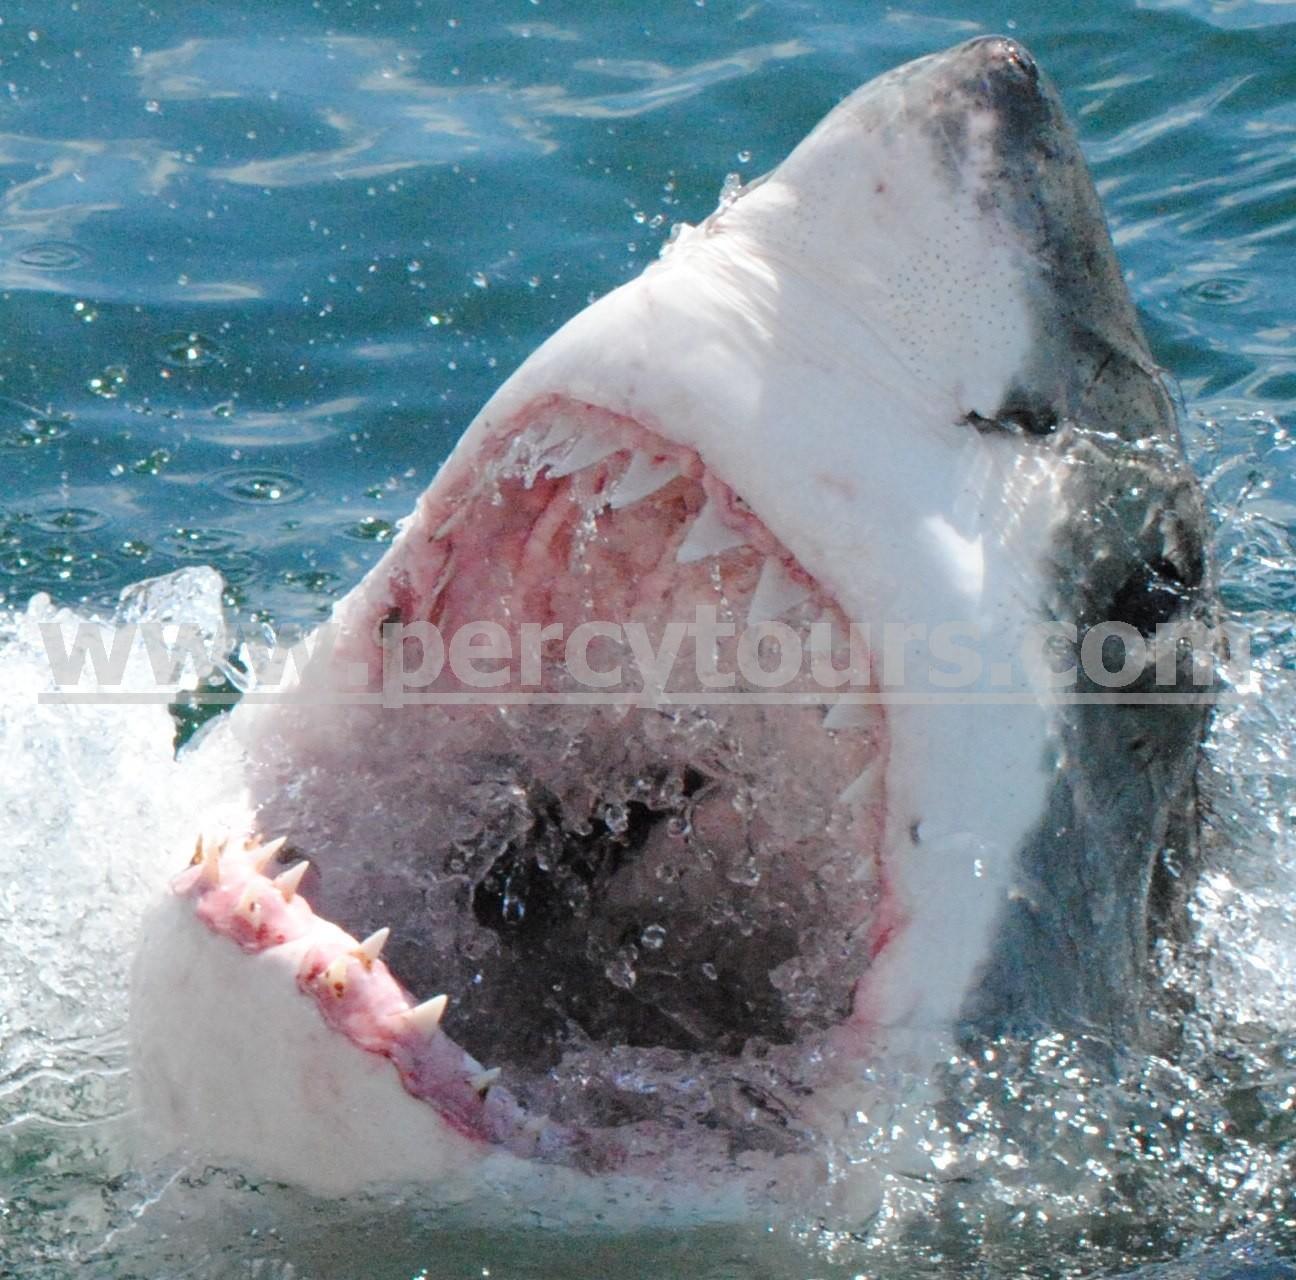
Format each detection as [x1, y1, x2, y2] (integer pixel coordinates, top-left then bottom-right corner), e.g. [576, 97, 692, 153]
[323, 956, 349, 997]
[838, 762, 881, 808]
[676, 499, 747, 564]
[545, 435, 620, 479]
[538, 419, 576, 454]
[195, 836, 223, 887]
[747, 556, 812, 624]
[823, 700, 874, 730]
[274, 859, 309, 902]
[432, 505, 467, 540]
[250, 834, 288, 873]
[425, 552, 455, 604]
[354, 927, 390, 967]
[405, 993, 448, 1036]
[607, 452, 680, 509]
[471, 1067, 501, 1093]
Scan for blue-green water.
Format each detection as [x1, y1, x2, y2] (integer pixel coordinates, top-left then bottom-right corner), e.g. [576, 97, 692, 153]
[2, 1, 1296, 1277]
[2, 0, 1292, 629]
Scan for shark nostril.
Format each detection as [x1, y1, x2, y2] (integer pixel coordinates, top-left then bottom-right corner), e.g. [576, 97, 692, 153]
[1000, 40, 1040, 85]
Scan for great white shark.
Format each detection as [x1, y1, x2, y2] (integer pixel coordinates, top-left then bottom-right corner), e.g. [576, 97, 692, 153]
[131, 36, 1215, 1216]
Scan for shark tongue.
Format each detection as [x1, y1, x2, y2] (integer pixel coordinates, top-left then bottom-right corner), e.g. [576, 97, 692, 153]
[232, 401, 891, 1137]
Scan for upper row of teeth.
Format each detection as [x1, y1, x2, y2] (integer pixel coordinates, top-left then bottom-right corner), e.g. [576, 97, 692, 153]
[543, 434, 882, 791]
[524, 430, 782, 581]
[188, 834, 501, 1096]
[540, 433, 834, 631]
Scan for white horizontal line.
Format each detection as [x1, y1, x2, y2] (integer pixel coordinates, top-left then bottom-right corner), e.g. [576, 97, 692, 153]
[35, 689, 1234, 707]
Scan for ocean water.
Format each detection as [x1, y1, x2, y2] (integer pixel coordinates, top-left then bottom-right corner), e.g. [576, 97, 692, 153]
[1, 1, 1295, 1277]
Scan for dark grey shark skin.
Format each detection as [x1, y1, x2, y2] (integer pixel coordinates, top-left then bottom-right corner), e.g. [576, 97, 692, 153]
[934, 39, 1216, 1040]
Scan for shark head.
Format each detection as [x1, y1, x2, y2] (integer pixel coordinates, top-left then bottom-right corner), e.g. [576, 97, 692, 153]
[130, 37, 1214, 1211]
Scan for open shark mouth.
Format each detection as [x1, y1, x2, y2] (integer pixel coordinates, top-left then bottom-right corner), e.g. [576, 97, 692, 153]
[168, 401, 891, 1173]
[132, 36, 1213, 1204]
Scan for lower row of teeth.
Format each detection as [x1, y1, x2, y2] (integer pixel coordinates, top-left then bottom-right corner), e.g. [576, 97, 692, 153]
[184, 834, 505, 1099]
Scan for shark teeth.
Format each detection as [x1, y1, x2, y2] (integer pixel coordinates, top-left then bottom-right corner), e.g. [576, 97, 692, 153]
[823, 700, 875, 731]
[405, 993, 449, 1036]
[177, 829, 519, 1141]
[607, 452, 681, 509]
[838, 761, 882, 808]
[250, 834, 289, 873]
[748, 556, 812, 624]
[431, 507, 467, 541]
[274, 859, 310, 902]
[677, 498, 747, 563]
[192, 834, 224, 886]
[354, 927, 390, 968]
[544, 433, 620, 479]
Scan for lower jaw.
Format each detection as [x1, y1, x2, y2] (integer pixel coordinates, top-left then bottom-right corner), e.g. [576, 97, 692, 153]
[180, 399, 895, 1171]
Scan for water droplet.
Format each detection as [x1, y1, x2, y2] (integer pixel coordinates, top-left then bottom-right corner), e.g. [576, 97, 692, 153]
[344, 515, 395, 542]
[1185, 277, 1253, 307]
[30, 505, 109, 534]
[282, 568, 340, 594]
[88, 365, 126, 398]
[0, 399, 68, 449]
[209, 467, 305, 505]
[167, 527, 246, 557]
[600, 801, 629, 835]
[605, 947, 638, 991]
[0, 550, 37, 576]
[701, 962, 718, 981]
[131, 448, 171, 475]
[160, 331, 223, 369]
[15, 241, 87, 271]
[640, 924, 667, 951]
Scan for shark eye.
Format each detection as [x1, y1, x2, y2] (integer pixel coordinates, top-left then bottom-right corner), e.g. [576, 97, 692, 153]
[962, 397, 1058, 437]
[1109, 556, 1193, 636]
